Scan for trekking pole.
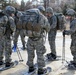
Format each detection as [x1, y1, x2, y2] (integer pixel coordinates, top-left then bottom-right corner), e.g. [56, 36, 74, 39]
[62, 33, 65, 63]
[13, 44, 24, 62]
[16, 46, 24, 62]
[11, 32, 24, 62]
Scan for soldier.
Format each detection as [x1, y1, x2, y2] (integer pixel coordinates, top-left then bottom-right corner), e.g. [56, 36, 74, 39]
[26, 7, 50, 74]
[63, 9, 76, 69]
[0, 10, 8, 66]
[38, 6, 45, 15]
[13, 11, 26, 50]
[0, 6, 16, 67]
[46, 7, 57, 61]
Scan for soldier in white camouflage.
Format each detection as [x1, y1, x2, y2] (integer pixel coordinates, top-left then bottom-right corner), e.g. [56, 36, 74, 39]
[46, 7, 57, 61]
[63, 9, 76, 69]
[26, 6, 51, 74]
[0, 6, 16, 68]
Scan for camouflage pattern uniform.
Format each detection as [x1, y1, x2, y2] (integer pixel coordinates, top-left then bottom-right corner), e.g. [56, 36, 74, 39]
[0, 6, 16, 65]
[64, 9, 76, 62]
[13, 11, 25, 50]
[4, 6, 16, 65]
[70, 19, 76, 63]
[4, 16, 16, 63]
[0, 13, 8, 64]
[26, 9, 50, 71]
[46, 7, 57, 56]
[48, 15, 57, 55]
[13, 29, 25, 49]
[63, 9, 76, 69]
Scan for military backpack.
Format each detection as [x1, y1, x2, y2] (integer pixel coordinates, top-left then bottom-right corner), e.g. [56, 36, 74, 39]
[0, 11, 8, 36]
[55, 13, 66, 31]
[19, 9, 42, 37]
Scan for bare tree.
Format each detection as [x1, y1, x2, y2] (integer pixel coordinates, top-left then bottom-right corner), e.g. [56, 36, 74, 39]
[20, 0, 25, 11]
[25, 1, 32, 10]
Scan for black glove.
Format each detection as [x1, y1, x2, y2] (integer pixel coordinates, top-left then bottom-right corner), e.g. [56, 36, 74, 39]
[63, 30, 66, 36]
[63, 30, 70, 36]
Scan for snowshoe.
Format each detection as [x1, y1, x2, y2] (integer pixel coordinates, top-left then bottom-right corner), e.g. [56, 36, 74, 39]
[0, 61, 5, 70]
[23, 68, 37, 75]
[38, 67, 51, 75]
[68, 61, 76, 70]
[0, 60, 18, 71]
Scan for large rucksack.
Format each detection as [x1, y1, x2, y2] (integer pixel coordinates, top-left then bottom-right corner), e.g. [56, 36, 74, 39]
[15, 17, 22, 29]
[5, 17, 13, 35]
[55, 13, 66, 31]
[0, 11, 8, 36]
[19, 9, 42, 37]
[15, 11, 23, 29]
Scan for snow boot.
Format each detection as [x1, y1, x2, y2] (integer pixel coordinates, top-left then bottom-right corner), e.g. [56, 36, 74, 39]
[21, 47, 26, 50]
[38, 68, 48, 75]
[0, 61, 3, 65]
[0, 61, 4, 67]
[5, 62, 14, 68]
[46, 53, 57, 61]
[68, 61, 76, 70]
[28, 66, 35, 73]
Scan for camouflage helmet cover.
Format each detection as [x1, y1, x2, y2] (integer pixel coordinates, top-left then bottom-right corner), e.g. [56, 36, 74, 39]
[46, 7, 53, 14]
[17, 11, 23, 18]
[5, 6, 15, 15]
[66, 9, 76, 16]
[38, 6, 45, 12]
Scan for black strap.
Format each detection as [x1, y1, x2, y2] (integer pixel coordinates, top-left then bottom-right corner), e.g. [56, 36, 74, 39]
[24, 15, 31, 34]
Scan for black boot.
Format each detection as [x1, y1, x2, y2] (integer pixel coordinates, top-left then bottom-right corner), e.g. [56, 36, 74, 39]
[21, 47, 26, 50]
[29, 66, 35, 73]
[5, 62, 13, 67]
[0, 61, 3, 66]
[68, 61, 76, 70]
[47, 53, 56, 61]
[38, 68, 47, 74]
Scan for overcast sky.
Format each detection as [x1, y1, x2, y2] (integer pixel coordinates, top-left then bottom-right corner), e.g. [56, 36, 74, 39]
[16, 0, 40, 4]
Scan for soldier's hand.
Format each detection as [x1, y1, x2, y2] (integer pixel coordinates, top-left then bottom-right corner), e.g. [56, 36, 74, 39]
[63, 30, 69, 36]
[63, 30, 65, 36]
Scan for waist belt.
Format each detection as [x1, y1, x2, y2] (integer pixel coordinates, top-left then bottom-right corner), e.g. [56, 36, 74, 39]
[29, 37, 41, 41]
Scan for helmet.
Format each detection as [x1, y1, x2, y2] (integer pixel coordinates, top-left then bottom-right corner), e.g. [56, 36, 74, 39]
[66, 9, 76, 16]
[38, 6, 45, 12]
[0, 9, 5, 15]
[17, 11, 23, 18]
[5, 6, 15, 15]
[46, 7, 53, 14]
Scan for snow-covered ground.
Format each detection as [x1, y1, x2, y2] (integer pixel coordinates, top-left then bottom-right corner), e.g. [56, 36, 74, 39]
[1, 31, 76, 75]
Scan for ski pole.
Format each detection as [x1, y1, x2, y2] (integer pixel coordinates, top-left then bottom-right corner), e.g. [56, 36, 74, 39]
[16, 46, 24, 62]
[62, 33, 65, 63]
[16, 47, 22, 62]
[13, 44, 24, 62]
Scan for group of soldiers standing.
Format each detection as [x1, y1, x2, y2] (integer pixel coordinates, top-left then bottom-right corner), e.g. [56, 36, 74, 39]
[0, 5, 76, 75]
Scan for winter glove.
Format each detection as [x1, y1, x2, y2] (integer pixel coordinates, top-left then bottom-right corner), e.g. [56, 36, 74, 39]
[63, 30, 70, 36]
[63, 30, 65, 36]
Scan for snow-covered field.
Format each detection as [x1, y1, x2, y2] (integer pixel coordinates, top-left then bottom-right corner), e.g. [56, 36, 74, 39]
[1, 31, 76, 75]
